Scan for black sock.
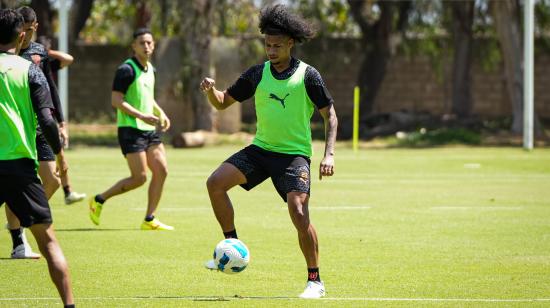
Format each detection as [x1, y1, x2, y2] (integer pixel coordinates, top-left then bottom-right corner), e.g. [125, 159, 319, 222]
[307, 268, 321, 282]
[145, 215, 154, 222]
[9, 228, 24, 249]
[64, 304, 75, 308]
[62, 185, 71, 197]
[223, 229, 238, 239]
[95, 194, 105, 204]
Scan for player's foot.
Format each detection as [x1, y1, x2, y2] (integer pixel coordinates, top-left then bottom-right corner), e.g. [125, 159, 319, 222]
[204, 259, 218, 271]
[89, 197, 103, 225]
[299, 280, 325, 299]
[65, 191, 87, 205]
[140, 218, 174, 231]
[11, 230, 41, 259]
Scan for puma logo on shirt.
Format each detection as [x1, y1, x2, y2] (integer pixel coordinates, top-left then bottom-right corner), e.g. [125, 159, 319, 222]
[269, 93, 290, 108]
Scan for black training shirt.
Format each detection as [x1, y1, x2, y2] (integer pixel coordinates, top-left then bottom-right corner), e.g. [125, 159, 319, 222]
[227, 57, 334, 110]
[112, 57, 154, 94]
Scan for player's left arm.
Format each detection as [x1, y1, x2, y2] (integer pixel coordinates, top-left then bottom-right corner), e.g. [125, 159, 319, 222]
[304, 66, 338, 180]
[153, 101, 170, 132]
[318, 104, 338, 180]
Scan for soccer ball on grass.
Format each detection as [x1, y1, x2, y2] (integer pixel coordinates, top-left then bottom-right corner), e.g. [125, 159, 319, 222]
[213, 238, 250, 274]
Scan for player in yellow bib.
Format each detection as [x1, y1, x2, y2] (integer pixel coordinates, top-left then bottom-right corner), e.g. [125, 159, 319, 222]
[200, 5, 338, 299]
[89, 28, 173, 231]
[0, 9, 74, 307]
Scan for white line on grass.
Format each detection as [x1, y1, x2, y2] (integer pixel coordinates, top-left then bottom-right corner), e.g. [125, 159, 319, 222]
[130, 207, 210, 212]
[313, 206, 372, 210]
[1, 297, 549, 303]
[431, 206, 523, 211]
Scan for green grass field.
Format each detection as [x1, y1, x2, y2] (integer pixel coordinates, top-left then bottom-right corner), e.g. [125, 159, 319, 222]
[1, 143, 550, 307]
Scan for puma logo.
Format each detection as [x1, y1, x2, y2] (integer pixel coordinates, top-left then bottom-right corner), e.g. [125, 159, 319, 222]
[269, 93, 289, 108]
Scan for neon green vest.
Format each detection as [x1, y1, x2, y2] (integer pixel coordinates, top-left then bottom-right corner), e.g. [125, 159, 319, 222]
[0, 53, 37, 162]
[253, 60, 315, 157]
[116, 58, 155, 131]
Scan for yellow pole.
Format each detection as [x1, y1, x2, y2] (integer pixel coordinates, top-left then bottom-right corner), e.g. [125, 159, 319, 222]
[353, 86, 360, 152]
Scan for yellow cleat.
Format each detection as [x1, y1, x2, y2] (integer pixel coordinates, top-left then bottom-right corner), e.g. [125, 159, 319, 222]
[141, 218, 174, 231]
[89, 198, 103, 226]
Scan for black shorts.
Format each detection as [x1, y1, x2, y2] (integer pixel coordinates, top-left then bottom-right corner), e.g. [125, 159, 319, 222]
[36, 133, 56, 162]
[0, 174, 53, 227]
[118, 127, 162, 156]
[225, 144, 311, 202]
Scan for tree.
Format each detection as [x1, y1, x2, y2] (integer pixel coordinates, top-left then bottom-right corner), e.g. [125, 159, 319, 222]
[449, 0, 475, 118]
[490, 0, 524, 134]
[347, 0, 412, 118]
[71, 0, 94, 41]
[179, 0, 217, 131]
[31, 0, 54, 39]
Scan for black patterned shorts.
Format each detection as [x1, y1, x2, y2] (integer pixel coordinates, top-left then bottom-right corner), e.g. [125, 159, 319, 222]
[118, 127, 162, 156]
[0, 174, 53, 227]
[225, 144, 311, 202]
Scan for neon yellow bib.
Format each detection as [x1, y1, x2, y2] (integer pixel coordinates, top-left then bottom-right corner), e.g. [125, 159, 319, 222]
[0, 53, 37, 163]
[252, 61, 314, 157]
[116, 58, 155, 131]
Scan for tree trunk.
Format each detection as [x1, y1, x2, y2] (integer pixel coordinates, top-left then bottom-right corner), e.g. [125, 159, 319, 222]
[491, 0, 525, 133]
[31, 0, 53, 39]
[134, 0, 152, 29]
[450, 0, 474, 118]
[71, 0, 94, 41]
[179, 0, 216, 131]
[348, 0, 410, 118]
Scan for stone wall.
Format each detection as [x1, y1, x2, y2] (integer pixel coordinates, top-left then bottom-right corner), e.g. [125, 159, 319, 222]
[66, 38, 550, 134]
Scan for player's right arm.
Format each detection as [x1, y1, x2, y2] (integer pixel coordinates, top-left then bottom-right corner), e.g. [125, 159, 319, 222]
[111, 63, 158, 125]
[28, 63, 67, 175]
[111, 91, 159, 126]
[47, 49, 74, 68]
[199, 77, 237, 110]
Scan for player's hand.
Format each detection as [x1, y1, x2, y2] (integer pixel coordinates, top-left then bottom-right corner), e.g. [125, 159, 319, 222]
[140, 114, 159, 126]
[200, 77, 216, 93]
[59, 122, 68, 147]
[55, 150, 68, 177]
[319, 155, 335, 180]
[159, 114, 171, 132]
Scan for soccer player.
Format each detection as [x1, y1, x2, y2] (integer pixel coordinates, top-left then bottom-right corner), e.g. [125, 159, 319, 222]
[200, 4, 337, 299]
[17, 6, 86, 205]
[89, 28, 173, 230]
[0, 8, 74, 306]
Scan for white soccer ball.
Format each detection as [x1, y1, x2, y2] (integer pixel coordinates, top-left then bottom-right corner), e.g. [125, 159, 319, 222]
[213, 238, 250, 274]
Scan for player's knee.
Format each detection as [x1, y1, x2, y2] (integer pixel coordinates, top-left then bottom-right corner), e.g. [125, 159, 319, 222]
[206, 174, 224, 192]
[132, 173, 147, 187]
[289, 206, 310, 232]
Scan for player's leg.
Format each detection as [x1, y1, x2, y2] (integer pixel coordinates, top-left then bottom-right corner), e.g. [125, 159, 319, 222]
[206, 162, 247, 233]
[38, 160, 60, 199]
[89, 152, 147, 225]
[60, 172, 86, 205]
[145, 143, 167, 217]
[36, 134, 60, 199]
[29, 223, 74, 306]
[287, 192, 319, 269]
[2, 176, 74, 306]
[5, 206, 41, 259]
[141, 143, 172, 230]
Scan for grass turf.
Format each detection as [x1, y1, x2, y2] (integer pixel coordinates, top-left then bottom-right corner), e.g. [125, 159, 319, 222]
[1, 143, 549, 307]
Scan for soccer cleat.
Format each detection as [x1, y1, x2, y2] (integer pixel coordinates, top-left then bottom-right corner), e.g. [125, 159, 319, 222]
[65, 191, 87, 205]
[140, 218, 174, 231]
[299, 280, 325, 299]
[11, 229, 41, 259]
[89, 197, 103, 225]
[204, 259, 217, 271]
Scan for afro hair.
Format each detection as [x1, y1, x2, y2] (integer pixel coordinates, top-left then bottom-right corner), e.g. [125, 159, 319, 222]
[259, 4, 316, 43]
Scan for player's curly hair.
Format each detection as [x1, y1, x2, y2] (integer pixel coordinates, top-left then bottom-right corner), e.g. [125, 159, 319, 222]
[259, 4, 316, 43]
